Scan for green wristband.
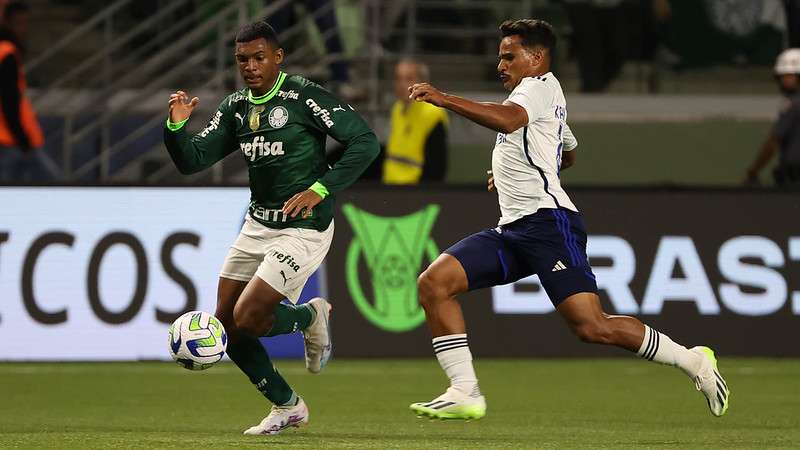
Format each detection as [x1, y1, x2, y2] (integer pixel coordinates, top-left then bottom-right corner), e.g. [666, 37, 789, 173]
[309, 181, 329, 199]
[166, 117, 188, 131]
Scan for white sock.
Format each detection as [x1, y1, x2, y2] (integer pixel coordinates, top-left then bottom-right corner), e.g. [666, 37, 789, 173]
[432, 334, 481, 397]
[637, 325, 703, 378]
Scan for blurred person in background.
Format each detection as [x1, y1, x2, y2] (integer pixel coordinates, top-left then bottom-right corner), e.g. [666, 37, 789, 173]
[785, 0, 800, 47]
[382, 58, 448, 185]
[0, 0, 44, 183]
[268, 0, 362, 101]
[745, 48, 800, 187]
[563, 0, 671, 92]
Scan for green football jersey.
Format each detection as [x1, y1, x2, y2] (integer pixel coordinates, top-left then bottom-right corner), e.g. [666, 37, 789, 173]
[164, 72, 379, 231]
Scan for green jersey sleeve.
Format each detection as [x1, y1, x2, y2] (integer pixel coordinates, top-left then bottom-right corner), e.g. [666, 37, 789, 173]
[163, 97, 238, 174]
[300, 84, 379, 194]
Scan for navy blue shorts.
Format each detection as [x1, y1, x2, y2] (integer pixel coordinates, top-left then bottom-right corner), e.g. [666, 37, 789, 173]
[445, 208, 598, 306]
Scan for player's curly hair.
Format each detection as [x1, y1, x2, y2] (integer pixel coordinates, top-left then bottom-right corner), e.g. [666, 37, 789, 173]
[499, 19, 556, 52]
[236, 20, 281, 49]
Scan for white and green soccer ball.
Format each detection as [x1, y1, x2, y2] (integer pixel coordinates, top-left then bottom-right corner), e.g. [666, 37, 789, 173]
[168, 311, 227, 371]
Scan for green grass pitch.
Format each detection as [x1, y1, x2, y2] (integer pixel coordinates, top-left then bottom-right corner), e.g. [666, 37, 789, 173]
[1, 359, 798, 449]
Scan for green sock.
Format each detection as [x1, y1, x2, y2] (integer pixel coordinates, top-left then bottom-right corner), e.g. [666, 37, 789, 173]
[226, 334, 296, 405]
[265, 303, 315, 337]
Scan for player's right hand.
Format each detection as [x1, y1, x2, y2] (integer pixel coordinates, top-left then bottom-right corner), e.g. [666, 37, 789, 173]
[408, 83, 446, 107]
[487, 170, 495, 191]
[168, 90, 199, 123]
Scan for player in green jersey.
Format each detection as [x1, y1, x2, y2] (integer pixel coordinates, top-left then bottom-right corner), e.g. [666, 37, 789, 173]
[164, 21, 379, 435]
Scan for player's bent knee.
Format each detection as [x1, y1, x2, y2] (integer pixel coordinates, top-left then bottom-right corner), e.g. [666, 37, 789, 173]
[417, 270, 446, 306]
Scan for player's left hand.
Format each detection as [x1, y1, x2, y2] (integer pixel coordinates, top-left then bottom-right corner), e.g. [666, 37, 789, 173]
[408, 83, 447, 107]
[282, 189, 323, 219]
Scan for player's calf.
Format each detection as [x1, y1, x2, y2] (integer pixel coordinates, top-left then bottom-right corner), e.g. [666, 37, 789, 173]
[233, 278, 287, 336]
[233, 301, 272, 337]
[571, 319, 615, 345]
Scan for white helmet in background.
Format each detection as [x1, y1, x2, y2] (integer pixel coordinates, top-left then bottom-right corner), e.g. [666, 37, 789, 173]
[775, 48, 800, 75]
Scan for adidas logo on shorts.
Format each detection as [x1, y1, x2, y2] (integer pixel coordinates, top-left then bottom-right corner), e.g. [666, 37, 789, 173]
[551, 260, 567, 272]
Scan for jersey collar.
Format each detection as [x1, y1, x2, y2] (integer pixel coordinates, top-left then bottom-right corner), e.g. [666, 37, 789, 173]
[530, 71, 552, 81]
[248, 71, 287, 104]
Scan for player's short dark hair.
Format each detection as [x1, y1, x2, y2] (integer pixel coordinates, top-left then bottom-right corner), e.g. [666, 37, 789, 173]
[235, 20, 281, 49]
[499, 19, 556, 53]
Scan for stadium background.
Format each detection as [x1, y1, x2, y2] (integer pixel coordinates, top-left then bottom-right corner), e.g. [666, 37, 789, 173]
[1, 1, 799, 448]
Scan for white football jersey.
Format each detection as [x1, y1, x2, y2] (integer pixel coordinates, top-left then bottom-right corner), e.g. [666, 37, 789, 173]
[492, 72, 578, 226]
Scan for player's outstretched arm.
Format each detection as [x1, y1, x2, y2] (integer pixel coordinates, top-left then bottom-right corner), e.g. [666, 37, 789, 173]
[163, 91, 237, 175]
[282, 85, 380, 218]
[303, 85, 380, 194]
[408, 83, 527, 134]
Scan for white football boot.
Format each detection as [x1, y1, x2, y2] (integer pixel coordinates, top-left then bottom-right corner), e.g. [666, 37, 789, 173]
[243, 398, 309, 435]
[691, 346, 730, 417]
[410, 386, 487, 420]
[303, 297, 332, 373]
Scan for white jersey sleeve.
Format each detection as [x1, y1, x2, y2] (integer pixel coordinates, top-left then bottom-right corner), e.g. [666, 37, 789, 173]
[505, 77, 552, 125]
[563, 123, 577, 151]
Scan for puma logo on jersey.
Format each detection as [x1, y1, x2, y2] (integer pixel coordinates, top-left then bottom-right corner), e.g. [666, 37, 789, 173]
[305, 98, 335, 128]
[240, 136, 284, 161]
[332, 105, 346, 112]
[234, 112, 244, 126]
[280, 270, 292, 286]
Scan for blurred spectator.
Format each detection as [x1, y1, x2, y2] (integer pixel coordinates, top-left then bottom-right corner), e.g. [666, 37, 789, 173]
[661, 0, 783, 70]
[785, 0, 800, 47]
[382, 58, 448, 185]
[268, 0, 362, 101]
[744, 48, 800, 187]
[563, 0, 670, 93]
[0, 1, 44, 183]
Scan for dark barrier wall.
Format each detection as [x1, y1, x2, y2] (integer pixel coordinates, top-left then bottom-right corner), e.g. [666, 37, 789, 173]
[328, 188, 800, 357]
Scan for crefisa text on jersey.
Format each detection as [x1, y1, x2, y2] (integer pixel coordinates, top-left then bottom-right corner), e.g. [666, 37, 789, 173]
[277, 89, 299, 100]
[305, 98, 335, 128]
[199, 110, 223, 138]
[240, 136, 284, 161]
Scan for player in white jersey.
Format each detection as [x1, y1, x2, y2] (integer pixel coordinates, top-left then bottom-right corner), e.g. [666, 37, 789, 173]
[406, 19, 729, 420]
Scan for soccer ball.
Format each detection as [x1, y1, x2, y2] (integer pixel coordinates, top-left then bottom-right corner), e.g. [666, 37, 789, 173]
[168, 311, 227, 370]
